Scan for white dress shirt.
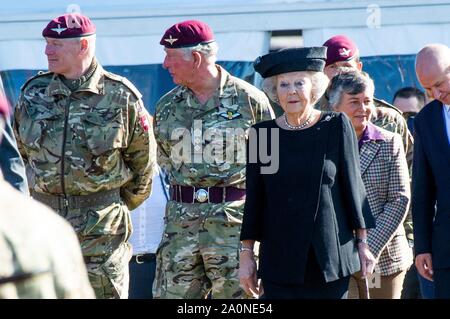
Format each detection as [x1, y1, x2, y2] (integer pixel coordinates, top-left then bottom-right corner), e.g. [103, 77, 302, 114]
[129, 166, 168, 255]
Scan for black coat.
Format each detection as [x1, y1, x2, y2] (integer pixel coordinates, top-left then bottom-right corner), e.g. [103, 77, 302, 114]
[241, 112, 375, 284]
[412, 100, 450, 269]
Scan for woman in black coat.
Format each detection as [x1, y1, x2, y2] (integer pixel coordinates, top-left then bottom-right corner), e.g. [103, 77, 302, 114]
[239, 47, 376, 299]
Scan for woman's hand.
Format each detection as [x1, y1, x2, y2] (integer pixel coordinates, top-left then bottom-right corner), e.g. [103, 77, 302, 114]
[239, 251, 260, 298]
[357, 242, 376, 278]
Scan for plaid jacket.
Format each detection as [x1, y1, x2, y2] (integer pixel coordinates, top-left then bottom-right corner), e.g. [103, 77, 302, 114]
[360, 125, 413, 276]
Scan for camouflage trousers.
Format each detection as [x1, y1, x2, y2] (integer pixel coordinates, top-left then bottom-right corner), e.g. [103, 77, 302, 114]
[84, 240, 132, 299]
[153, 199, 247, 299]
[56, 201, 132, 299]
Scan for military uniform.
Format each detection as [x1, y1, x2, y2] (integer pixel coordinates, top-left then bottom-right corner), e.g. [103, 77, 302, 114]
[14, 63, 157, 299]
[0, 179, 94, 299]
[153, 66, 274, 299]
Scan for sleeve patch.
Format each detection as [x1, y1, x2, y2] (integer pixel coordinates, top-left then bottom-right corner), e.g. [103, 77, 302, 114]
[140, 114, 150, 132]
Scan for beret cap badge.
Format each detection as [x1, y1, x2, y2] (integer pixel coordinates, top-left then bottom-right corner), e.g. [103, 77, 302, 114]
[160, 20, 215, 48]
[164, 35, 178, 45]
[323, 35, 358, 66]
[42, 13, 96, 39]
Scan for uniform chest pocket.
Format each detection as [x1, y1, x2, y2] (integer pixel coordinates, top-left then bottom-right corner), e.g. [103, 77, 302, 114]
[18, 105, 61, 152]
[82, 109, 127, 156]
[156, 110, 187, 141]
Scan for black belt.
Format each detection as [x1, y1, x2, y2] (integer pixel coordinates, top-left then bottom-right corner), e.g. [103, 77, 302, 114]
[170, 185, 246, 203]
[130, 253, 155, 264]
[32, 188, 121, 210]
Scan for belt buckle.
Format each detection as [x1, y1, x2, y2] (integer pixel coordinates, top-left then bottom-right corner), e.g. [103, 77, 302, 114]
[194, 188, 209, 203]
[62, 197, 69, 209]
[135, 254, 145, 264]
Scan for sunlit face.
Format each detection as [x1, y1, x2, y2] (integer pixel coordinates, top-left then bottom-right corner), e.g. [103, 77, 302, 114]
[335, 89, 374, 136]
[276, 71, 313, 114]
[162, 48, 195, 86]
[45, 37, 81, 76]
[324, 59, 362, 79]
[417, 64, 450, 105]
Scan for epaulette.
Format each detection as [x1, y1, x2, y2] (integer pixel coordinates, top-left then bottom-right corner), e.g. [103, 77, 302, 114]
[104, 71, 142, 99]
[20, 71, 53, 91]
[374, 97, 403, 114]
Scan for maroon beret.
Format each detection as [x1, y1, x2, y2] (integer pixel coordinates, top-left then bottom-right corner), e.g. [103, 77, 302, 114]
[42, 13, 96, 39]
[323, 35, 359, 66]
[160, 20, 215, 48]
[0, 94, 9, 120]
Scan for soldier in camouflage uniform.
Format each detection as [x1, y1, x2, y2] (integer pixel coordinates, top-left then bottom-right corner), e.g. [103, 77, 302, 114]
[13, 14, 157, 299]
[0, 96, 94, 299]
[153, 20, 274, 299]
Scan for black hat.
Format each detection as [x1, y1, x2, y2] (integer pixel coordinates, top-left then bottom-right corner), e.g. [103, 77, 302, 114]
[254, 47, 327, 78]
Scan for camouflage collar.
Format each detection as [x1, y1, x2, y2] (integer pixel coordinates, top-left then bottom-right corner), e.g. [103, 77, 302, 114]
[76, 63, 105, 95]
[173, 65, 238, 102]
[60, 58, 98, 92]
[45, 62, 106, 97]
[217, 66, 238, 98]
[45, 73, 72, 97]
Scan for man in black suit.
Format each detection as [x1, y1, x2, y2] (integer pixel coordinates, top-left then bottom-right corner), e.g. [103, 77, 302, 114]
[414, 44, 450, 298]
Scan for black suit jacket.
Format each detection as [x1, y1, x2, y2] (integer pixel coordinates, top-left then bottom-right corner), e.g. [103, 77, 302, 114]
[241, 112, 375, 284]
[412, 100, 450, 269]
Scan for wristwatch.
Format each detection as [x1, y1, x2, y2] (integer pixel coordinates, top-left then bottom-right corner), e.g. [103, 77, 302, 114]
[356, 237, 368, 245]
[239, 243, 253, 254]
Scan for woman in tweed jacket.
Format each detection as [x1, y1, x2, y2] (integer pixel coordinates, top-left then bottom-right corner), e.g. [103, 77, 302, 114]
[329, 71, 412, 299]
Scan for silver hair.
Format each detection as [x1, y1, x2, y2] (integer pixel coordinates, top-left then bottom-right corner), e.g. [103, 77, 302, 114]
[181, 41, 219, 63]
[66, 34, 96, 58]
[67, 34, 96, 46]
[261, 71, 329, 105]
[328, 71, 375, 109]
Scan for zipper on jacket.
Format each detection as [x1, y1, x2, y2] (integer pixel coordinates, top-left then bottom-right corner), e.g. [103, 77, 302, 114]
[61, 99, 70, 212]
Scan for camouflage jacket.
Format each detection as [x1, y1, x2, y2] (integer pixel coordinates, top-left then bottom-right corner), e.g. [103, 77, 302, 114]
[14, 64, 156, 210]
[0, 180, 94, 299]
[154, 66, 274, 188]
